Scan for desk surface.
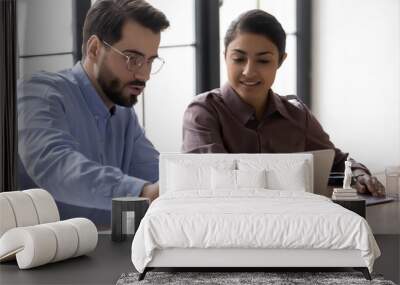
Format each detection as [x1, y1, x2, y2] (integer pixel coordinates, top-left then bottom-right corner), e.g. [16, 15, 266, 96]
[1, 201, 399, 285]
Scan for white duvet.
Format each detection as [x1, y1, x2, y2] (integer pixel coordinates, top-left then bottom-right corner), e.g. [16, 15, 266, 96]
[131, 190, 380, 273]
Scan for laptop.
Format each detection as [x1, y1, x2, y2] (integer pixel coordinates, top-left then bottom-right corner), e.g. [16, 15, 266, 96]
[305, 149, 335, 196]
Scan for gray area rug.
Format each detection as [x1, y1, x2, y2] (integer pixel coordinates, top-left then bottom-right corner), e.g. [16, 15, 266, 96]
[116, 271, 396, 285]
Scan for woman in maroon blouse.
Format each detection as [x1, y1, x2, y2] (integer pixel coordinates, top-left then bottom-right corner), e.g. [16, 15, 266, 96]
[182, 9, 385, 197]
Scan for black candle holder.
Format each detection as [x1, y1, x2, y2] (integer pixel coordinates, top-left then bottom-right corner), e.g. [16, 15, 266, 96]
[111, 197, 149, 242]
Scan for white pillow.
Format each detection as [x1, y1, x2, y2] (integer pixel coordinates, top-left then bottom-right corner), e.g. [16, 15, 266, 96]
[167, 162, 209, 191]
[266, 161, 308, 191]
[236, 169, 267, 189]
[211, 168, 236, 190]
[238, 159, 310, 192]
[166, 160, 235, 192]
[211, 169, 267, 190]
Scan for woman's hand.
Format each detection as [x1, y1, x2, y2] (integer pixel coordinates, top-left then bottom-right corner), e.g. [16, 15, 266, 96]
[354, 174, 386, 197]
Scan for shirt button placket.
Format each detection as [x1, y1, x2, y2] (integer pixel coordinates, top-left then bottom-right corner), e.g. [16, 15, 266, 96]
[97, 116, 106, 163]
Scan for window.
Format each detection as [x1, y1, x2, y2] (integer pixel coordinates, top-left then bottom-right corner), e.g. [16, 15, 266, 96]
[17, 0, 76, 79]
[138, 0, 196, 152]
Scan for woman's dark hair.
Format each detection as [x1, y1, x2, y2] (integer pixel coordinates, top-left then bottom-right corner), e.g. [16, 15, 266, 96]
[82, 0, 169, 58]
[224, 9, 286, 63]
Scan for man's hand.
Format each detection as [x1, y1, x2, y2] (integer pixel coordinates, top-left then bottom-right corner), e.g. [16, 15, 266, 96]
[140, 182, 159, 203]
[354, 174, 385, 197]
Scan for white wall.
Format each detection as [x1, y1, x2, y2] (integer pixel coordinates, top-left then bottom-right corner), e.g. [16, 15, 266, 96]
[312, 0, 400, 173]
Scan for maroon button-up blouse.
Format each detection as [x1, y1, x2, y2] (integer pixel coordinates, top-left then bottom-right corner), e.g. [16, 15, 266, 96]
[182, 83, 369, 174]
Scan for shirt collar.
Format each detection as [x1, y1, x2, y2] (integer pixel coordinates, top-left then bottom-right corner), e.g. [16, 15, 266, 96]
[221, 83, 255, 125]
[263, 89, 291, 121]
[72, 62, 114, 118]
[221, 83, 290, 125]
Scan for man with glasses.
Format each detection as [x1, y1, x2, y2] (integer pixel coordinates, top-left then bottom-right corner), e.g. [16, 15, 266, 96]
[17, 0, 169, 224]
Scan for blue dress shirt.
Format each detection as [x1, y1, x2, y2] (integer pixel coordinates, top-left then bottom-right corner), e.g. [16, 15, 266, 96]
[17, 63, 159, 224]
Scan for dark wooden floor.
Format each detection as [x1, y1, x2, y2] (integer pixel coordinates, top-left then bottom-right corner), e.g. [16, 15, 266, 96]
[366, 200, 400, 284]
[373, 234, 400, 284]
[1, 234, 397, 285]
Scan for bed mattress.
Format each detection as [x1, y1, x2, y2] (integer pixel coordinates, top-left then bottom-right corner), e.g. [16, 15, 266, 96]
[131, 190, 380, 273]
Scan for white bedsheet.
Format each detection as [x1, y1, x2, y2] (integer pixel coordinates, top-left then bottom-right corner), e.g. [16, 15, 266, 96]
[131, 190, 380, 273]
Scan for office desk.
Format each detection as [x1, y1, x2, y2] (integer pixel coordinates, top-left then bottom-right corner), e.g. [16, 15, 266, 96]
[326, 185, 400, 234]
[1, 202, 399, 285]
[366, 201, 400, 284]
[367, 200, 400, 234]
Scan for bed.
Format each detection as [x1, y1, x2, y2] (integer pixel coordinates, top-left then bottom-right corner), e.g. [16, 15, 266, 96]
[131, 153, 380, 280]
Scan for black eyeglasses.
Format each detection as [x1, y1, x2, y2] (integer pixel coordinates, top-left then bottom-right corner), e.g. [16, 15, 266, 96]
[102, 41, 165, 75]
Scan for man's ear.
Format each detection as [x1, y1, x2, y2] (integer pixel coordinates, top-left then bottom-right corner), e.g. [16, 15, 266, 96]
[278, 52, 287, 68]
[86, 35, 102, 61]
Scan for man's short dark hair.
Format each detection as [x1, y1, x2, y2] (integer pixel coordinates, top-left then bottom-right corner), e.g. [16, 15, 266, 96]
[82, 0, 170, 58]
[224, 9, 286, 64]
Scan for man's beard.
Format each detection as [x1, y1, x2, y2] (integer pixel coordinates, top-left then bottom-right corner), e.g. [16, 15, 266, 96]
[97, 65, 145, 107]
